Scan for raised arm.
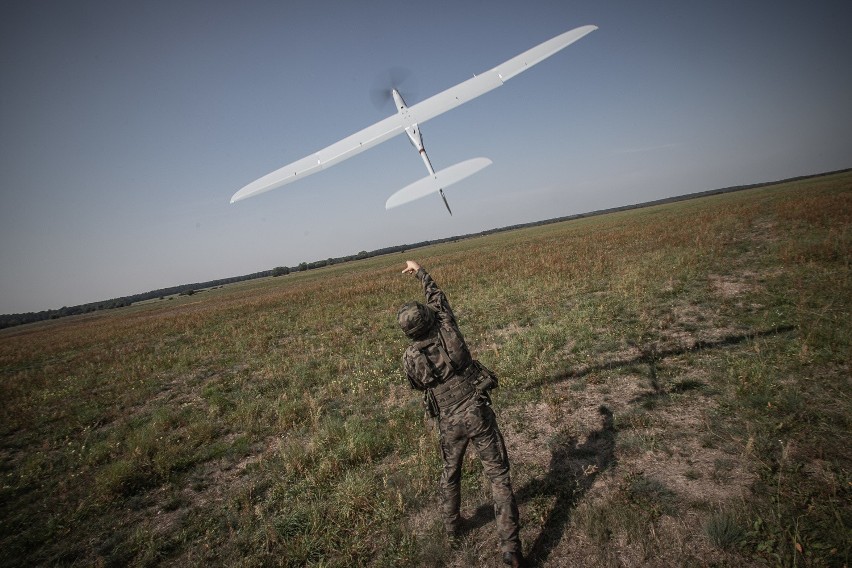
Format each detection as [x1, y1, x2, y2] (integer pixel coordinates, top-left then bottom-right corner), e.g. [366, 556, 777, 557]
[402, 261, 457, 325]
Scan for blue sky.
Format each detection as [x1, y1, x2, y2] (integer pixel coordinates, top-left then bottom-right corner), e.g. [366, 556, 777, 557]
[1, 0, 850, 314]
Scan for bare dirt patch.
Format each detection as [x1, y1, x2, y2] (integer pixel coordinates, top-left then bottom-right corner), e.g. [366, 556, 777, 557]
[708, 273, 758, 299]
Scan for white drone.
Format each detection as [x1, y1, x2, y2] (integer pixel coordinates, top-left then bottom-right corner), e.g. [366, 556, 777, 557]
[230, 25, 597, 214]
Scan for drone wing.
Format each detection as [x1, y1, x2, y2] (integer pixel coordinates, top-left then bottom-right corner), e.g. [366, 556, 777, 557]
[230, 114, 406, 203]
[230, 24, 597, 204]
[407, 24, 597, 124]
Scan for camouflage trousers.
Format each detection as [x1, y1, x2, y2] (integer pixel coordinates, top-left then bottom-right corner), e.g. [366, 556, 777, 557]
[437, 397, 520, 554]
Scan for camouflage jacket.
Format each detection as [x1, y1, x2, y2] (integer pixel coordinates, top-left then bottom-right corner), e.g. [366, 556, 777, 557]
[402, 269, 476, 415]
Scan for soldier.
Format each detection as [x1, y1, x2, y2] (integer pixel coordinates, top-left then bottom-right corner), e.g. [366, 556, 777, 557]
[397, 260, 524, 567]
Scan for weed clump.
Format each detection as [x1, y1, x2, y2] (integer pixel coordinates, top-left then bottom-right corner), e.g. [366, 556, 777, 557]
[626, 473, 679, 516]
[704, 510, 744, 549]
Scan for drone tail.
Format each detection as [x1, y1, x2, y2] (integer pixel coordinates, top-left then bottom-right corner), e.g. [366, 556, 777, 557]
[385, 157, 491, 212]
[439, 189, 453, 215]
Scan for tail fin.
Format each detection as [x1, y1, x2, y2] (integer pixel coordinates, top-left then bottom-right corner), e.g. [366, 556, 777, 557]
[385, 157, 492, 211]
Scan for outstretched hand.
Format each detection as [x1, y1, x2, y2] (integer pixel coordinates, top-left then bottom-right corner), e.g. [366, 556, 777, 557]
[402, 260, 421, 275]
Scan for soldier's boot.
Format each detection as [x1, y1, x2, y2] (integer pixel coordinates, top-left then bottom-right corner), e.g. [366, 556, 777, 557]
[445, 515, 465, 548]
[447, 532, 462, 549]
[502, 551, 525, 567]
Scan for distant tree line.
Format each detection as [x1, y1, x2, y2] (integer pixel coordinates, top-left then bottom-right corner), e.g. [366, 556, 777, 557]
[0, 272, 271, 330]
[3, 168, 846, 330]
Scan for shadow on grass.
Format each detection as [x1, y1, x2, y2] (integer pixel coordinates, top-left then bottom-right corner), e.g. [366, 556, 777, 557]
[536, 325, 797, 390]
[524, 405, 616, 566]
[462, 406, 616, 566]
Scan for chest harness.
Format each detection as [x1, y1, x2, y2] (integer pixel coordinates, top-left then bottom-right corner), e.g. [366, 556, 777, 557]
[411, 329, 478, 415]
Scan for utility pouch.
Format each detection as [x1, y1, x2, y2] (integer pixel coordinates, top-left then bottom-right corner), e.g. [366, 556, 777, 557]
[469, 360, 498, 392]
[424, 389, 440, 418]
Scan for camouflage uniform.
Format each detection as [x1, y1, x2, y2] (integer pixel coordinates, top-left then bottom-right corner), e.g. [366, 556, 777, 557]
[398, 268, 521, 556]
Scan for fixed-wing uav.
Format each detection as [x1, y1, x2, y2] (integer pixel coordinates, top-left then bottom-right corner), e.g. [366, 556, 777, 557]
[230, 25, 597, 214]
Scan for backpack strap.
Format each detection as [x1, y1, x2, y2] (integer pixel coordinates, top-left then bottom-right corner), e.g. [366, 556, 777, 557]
[412, 336, 476, 415]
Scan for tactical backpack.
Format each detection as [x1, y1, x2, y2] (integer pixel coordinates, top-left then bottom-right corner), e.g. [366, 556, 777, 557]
[410, 327, 498, 417]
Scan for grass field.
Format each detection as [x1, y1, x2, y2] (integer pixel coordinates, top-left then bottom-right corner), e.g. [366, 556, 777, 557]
[1, 171, 850, 567]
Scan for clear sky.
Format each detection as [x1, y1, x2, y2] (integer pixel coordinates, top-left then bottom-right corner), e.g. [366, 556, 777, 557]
[1, 0, 850, 314]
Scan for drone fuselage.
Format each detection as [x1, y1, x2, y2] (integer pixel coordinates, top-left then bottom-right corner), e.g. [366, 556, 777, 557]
[394, 90, 436, 176]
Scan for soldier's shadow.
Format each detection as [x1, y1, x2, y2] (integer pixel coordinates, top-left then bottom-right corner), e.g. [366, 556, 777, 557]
[464, 406, 616, 566]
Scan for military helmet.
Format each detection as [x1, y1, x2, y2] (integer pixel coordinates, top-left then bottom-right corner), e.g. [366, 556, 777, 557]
[397, 301, 436, 338]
